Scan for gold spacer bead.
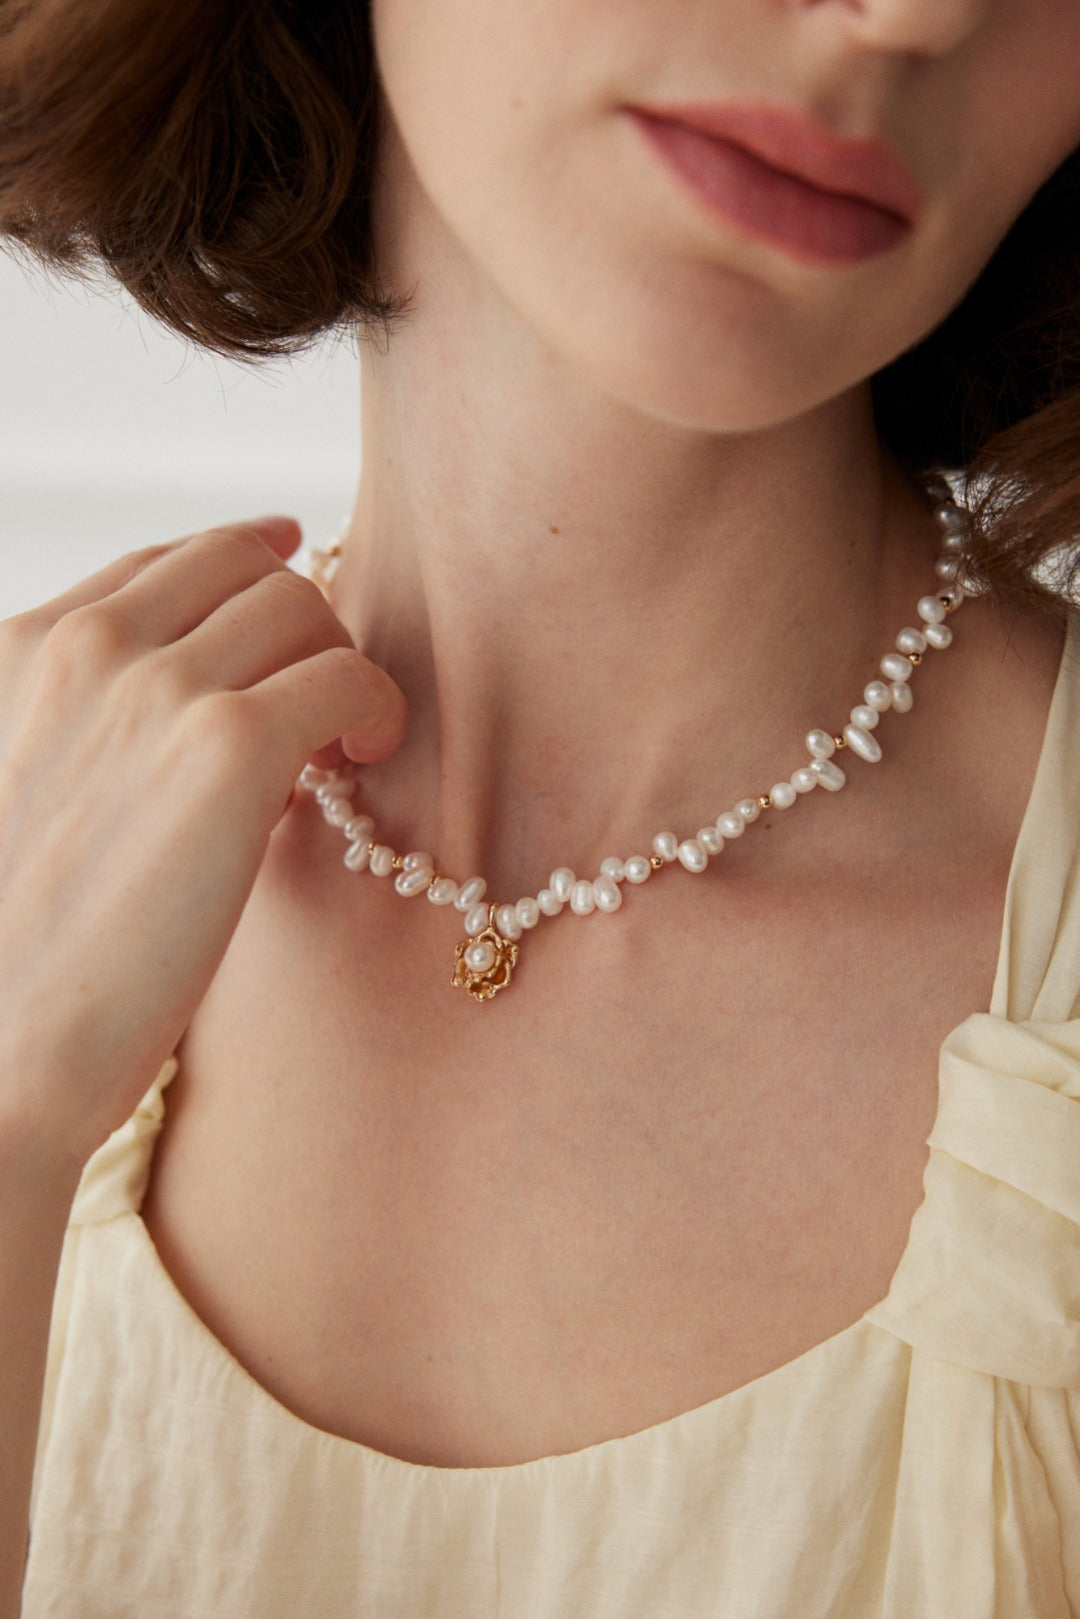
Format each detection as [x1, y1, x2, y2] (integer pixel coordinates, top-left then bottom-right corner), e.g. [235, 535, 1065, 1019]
[833, 735, 847, 750]
[757, 794, 771, 810]
[907, 651, 923, 666]
[390, 853, 404, 870]
[650, 854, 665, 870]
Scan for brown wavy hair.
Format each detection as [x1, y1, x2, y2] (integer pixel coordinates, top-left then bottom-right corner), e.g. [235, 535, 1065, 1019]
[1, 0, 1078, 613]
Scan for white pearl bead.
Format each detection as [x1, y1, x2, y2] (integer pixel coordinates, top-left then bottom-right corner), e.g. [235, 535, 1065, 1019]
[811, 758, 846, 791]
[464, 939, 496, 973]
[395, 866, 433, 897]
[516, 897, 541, 929]
[890, 681, 914, 713]
[344, 814, 375, 842]
[942, 581, 969, 608]
[736, 798, 761, 824]
[942, 530, 966, 553]
[863, 681, 892, 712]
[791, 767, 817, 793]
[537, 887, 564, 916]
[924, 621, 953, 649]
[917, 594, 948, 624]
[323, 797, 353, 828]
[454, 876, 487, 912]
[697, 825, 723, 854]
[550, 866, 576, 901]
[344, 839, 371, 872]
[844, 724, 883, 763]
[850, 704, 879, 731]
[769, 781, 798, 808]
[495, 904, 523, 941]
[715, 812, 744, 839]
[933, 501, 966, 533]
[402, 850, 434, 872]
[570, 880, 596, 916]
[652, 832, 678, 862]
[593, 875, 623, 911]
[622, 855, 652, 884]
[935, 555, 960, 580]
[427, 876, 459, 906]
[894, 627, 927, 656]
[315, 773, 355, 803]
[677, 838, 709, 872]
[465, 902, 490, 936]
[880, 652, 912, 683]
[298, 764, 326, 791]
[806, 729, 836, 759]
[369, 844, 395, 876]
[599, 856, 625, 883]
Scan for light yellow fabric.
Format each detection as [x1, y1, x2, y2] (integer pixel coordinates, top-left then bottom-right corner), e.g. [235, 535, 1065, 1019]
[23, 615, 1080, 1619]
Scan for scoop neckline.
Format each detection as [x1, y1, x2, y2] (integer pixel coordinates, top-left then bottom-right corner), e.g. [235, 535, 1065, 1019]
[130, 612, 1077, 1480]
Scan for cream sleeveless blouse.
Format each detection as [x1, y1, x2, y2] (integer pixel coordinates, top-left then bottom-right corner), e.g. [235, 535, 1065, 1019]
[23, 616, 1080, 1618]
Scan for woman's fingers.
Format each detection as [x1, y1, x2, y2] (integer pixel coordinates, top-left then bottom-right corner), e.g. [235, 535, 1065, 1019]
[17, 517, 302, 630]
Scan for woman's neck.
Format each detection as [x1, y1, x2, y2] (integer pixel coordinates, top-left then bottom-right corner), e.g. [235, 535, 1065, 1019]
[328, 286, 938, 896]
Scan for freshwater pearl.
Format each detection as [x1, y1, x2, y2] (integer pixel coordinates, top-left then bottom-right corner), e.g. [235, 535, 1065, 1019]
[934, 501, 966, 532]
[622, 855, 652, 884]
[806, 729, 835, 759]
[924, 622, 953, 649]
[516, 897, 541, 929]
[917, 594, 948, 624]
[890, 681, 914, 713]
[550, 866, 576, 900]
[894, 628, 927, 656]
[428, 877, 459, 906]
[736, 798, 761, 824]
[369, 844, 395, 876]
[345, 814, 375, 842]
[599, 856, 626, 883]
[843, 724, 882, 763]
[465, 902, 490, 936]
[496, 904, 523, 941]
[298, 764, 325, 791]
[863, 681, 892, 712]
[717, 812, 745, 839]
[454, 876, 487, 912]
[537, 887, 564, 916]
[323, 797, 353, 828]
[593, 875, 623, 911]
[811, 759, 847, 791]
[850, 704, 879, 730]
[677, 839, 709, 872]
[395, 866, 433, 897]
[880, 652, 912, 683]
[403, 850, 433, 873]
[570, 880, 596, 916]
[316, 775, 354, 804]
[935, 556, 960, 581]
[769, 781, 798, 808]
[464, 939, 497, 973]
[652, 832, 678, 862]
[791, 767, 817, 793]
[697, 825, 724, 854]
[344, 839, 371, 872]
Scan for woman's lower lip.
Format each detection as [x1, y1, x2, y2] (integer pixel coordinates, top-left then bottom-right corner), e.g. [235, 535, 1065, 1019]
[629, 111, 910, 266]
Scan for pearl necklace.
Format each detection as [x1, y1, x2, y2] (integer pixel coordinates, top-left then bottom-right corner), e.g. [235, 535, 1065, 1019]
[295, 480, 977, 1001]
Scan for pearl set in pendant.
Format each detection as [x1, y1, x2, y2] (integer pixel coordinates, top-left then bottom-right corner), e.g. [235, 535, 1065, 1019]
[296, 484, 979, 998]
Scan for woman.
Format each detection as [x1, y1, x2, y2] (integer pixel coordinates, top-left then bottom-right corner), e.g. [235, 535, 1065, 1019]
[1, 0, 1079, 1612]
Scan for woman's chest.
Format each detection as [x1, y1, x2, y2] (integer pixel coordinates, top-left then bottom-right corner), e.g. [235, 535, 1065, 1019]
[139, 845, 1003, 1468]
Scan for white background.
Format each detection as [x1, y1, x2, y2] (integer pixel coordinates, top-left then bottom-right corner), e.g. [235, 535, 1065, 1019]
[0, 252, 362, 618]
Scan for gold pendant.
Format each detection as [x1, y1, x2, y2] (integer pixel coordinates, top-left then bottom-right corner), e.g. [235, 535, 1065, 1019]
[452, 904, 520, 1001]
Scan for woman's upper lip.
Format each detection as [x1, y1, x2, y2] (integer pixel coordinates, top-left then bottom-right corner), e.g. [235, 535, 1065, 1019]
[627, 102, 923, 223]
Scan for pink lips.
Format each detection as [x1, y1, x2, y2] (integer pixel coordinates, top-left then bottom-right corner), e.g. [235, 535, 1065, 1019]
[627, 102, 923, 265]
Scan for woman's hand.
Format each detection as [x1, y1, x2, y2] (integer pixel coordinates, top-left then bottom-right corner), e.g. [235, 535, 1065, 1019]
[0, 517, 407, 1177]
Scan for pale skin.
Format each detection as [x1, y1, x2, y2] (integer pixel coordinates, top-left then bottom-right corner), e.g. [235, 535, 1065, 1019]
[1, 0, 1079, 1513]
